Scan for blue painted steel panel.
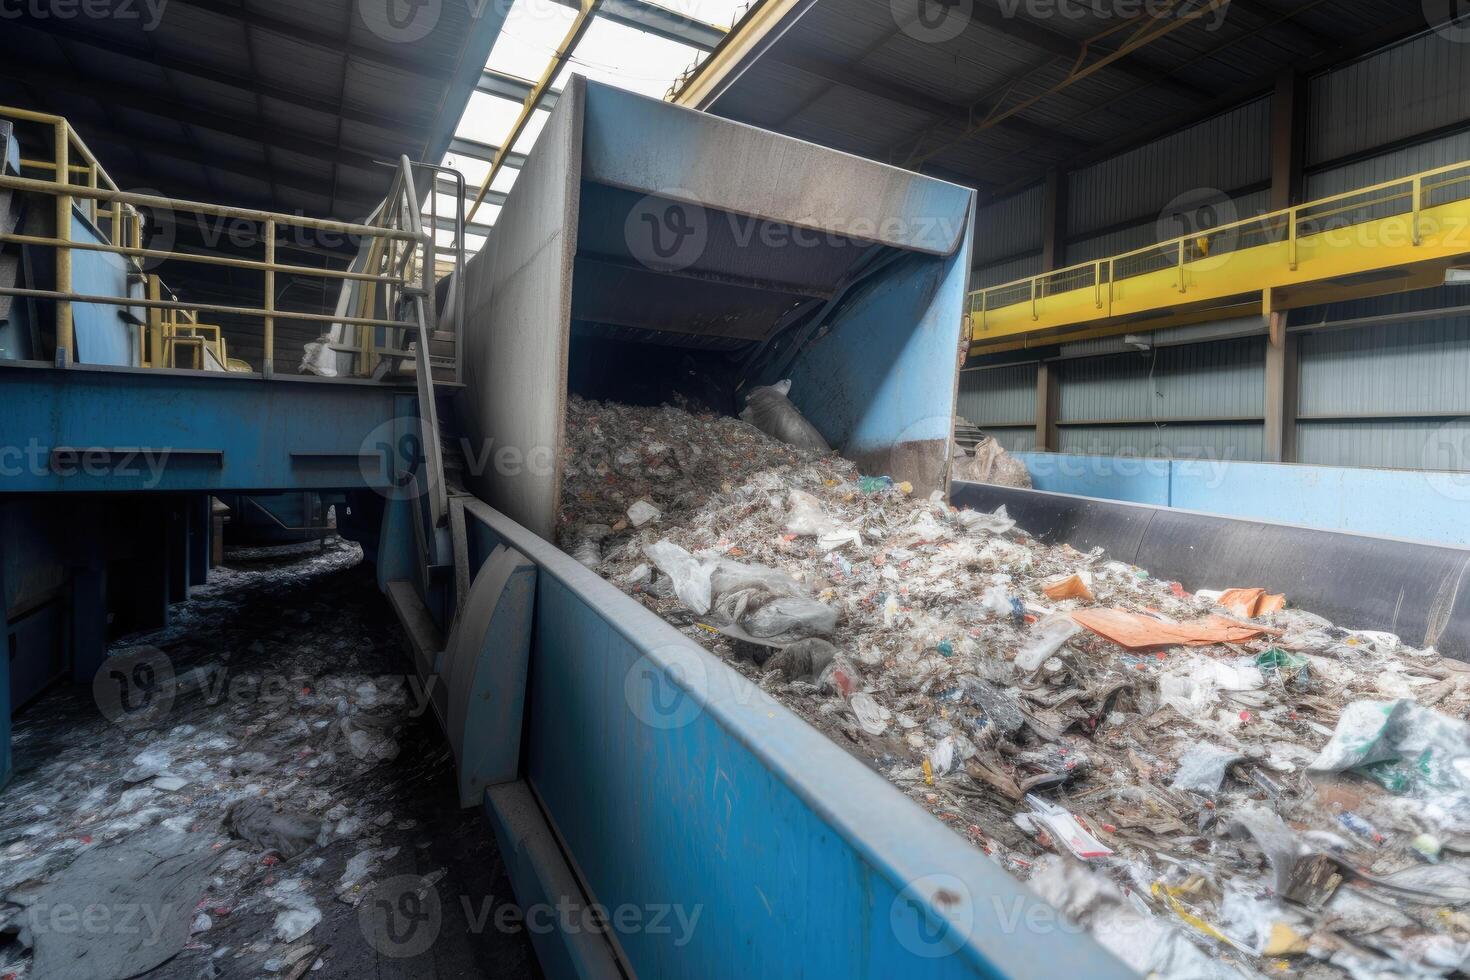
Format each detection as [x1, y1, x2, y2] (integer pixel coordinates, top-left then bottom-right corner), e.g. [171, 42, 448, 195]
[69, 211, 136, 367]
[1010, 451, 1470, 547]
[1015, 451, 1172, 505]
[459, 498, 1128, 979]
[0, 363, 413, 492]
[790, 243, 973, 486]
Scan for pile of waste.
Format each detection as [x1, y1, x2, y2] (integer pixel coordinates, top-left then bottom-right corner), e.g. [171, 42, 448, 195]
[559, 394, 1470, 978]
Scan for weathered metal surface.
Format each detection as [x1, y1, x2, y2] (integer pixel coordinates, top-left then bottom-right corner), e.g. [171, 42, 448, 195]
[458, 78, 584, 541]
[442, 543, 536, 807]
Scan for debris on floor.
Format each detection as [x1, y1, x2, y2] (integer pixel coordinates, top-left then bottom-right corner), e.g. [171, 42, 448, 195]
[559, 394, 1470, 979]
[0, 540, 536, 980]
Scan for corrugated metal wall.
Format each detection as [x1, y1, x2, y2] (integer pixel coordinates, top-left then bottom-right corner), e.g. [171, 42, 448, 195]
[1308, 29, 1470, 168]
[956, 364, 1037, 452]
[962, 27, 1470, 474]
[1066, 98, 1272, 239]
[971, 184, 1044, 268]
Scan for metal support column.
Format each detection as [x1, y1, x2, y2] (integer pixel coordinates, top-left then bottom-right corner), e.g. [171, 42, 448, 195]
[1263, 308, 1298, 463]
[1264, 72, 1305, 462]
[1035, 359, 1060, 452]
[1270, 69, 1306, 212]
[1041, 167, 1068, 273]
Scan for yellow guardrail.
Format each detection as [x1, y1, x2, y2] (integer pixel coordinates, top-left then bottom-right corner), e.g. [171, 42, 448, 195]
[0, 104, 432, 377]
[969, 159, 1470, 356]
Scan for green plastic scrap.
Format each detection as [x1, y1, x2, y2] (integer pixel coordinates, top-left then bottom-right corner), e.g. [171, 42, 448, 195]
[1309, 699, 1470, 800]
[1257, 647, 1310, 684]
[858, 476, 894, 494]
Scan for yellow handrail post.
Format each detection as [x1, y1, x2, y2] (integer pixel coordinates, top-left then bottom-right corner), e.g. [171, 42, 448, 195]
[1288, 206, 1299, 271]
[979, 288, 988, 333]
[1030, 277, 1038, 322]
[1093, 261, 1103, 309]
[53, 121, 73, 367]
[1176, 239, 1186, 293]
[263, 218, 276, 378]
[1411, 175, 1423, 247]
[145, 275, 162, 367]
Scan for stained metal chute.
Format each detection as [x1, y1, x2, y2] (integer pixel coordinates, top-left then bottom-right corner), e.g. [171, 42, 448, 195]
[456, 76, 978, 540]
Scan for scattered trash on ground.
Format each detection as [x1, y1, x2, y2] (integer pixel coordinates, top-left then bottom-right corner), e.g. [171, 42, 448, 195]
[560, 395, 1470, 979]
[0, 540, 535, 979]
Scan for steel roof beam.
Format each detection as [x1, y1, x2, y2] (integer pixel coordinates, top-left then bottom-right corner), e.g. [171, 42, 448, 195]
[477, 70, 562, 111]
[0, 59, 391, 174]
[447, 137, 528, 171]
[770, 51, 1095, 153]
[547, 0, 725, 50]
[425, 212, 498, 237]
[968, 1, 1210, 100]
[3, 21, 430, 136]
[167, 0, 453, 81]
[1219, 0, 1337, 51]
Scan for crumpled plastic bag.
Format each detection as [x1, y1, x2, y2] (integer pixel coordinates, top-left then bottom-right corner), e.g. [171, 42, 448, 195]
[741, 596, 838, 642]
[645, 539, 716, 614]
[1014, 612, 1080, 672]
[740, 380, 831, 452]
[1309, 699, 1470, 802]
[645, 539, 837, 642]
[784, 490, 862, 551]
[955, 505, 1016, 535]
[1171, 742, 1245, 794]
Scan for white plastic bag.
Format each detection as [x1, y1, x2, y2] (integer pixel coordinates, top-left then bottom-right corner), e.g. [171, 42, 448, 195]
[644, 540, 714, 614]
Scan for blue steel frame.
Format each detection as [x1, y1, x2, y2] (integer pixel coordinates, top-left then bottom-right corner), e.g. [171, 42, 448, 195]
[0, 361, 416, 493]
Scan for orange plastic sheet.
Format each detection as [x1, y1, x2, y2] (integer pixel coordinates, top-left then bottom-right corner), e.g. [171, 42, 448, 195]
[1042, 574, 1095, 602]
[1215, 588, 1286, 618]
[1071, 609, 1270, 650]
